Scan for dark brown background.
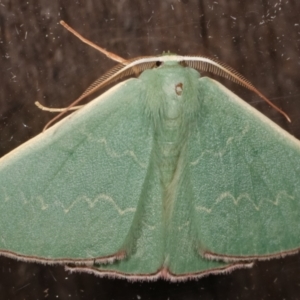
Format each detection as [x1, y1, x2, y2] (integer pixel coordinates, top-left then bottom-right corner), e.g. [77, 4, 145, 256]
[1, 0, 300, 299]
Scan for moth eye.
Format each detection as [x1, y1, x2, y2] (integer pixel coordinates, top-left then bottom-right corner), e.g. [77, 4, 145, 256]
[155, 61, 162, 67]
[175, 83, 183, 95]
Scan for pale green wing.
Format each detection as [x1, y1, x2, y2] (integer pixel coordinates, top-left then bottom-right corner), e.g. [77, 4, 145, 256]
[189, 77, 300, 260]
[0, 79, 154, 263]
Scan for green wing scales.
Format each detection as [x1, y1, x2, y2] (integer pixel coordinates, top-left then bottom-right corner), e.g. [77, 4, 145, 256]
[0, 79, 154, 263]
[189, 77, 300, 260]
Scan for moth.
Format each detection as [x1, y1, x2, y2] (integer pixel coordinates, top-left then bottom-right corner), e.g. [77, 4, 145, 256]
[0, 21, 299, 281]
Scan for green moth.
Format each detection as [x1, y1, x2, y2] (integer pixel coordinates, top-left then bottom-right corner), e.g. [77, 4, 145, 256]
[0, 21, 299, 281]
